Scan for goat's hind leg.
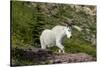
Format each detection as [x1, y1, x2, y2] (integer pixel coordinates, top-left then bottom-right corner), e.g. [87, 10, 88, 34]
[41, 44, 46, 49]
[40, 38, 46, 49]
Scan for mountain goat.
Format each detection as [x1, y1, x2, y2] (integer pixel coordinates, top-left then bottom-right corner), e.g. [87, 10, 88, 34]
[40, 25, 72, 53]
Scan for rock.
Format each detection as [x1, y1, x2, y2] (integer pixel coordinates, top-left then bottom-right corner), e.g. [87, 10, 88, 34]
[12, 48, 96, 66]
[52, 53, 96, 63]
[12, 47, 53, 62]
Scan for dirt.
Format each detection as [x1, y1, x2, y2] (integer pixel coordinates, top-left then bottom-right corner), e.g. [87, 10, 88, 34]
[11, 47, 96, 66]
[50, 53, 96, 64]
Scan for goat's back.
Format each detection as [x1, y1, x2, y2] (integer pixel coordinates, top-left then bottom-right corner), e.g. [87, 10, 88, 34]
[52, 25, 66, 38]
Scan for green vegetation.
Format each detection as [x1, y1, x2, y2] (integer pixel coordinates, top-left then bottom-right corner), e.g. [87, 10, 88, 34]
[11, 1, 96, 65]
[64, 38, 96, 57]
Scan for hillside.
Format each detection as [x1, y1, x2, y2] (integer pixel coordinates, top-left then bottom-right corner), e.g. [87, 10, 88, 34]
[11, 1, 96, 66]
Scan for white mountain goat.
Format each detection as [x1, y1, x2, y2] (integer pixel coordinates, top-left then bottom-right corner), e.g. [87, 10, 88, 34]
[40, 22, 82, 53]
[40, 25, 72, 53]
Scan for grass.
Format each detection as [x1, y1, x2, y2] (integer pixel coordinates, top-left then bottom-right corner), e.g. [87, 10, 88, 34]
[63, 32, 96, 57]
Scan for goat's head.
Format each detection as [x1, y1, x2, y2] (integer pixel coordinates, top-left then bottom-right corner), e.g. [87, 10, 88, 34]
[63, 19, 82, 38]
[64, 25, 72, 38]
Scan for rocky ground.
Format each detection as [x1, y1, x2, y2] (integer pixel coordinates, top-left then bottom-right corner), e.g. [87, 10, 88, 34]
[51, 53, 96, 63]
[11, 47, 96, 66]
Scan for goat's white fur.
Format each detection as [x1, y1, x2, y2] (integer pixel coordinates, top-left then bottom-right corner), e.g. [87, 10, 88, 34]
[40, 25, 72, 53]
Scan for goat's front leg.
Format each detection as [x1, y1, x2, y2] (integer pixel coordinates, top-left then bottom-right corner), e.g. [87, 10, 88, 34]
[56, 40, 65, 53]
[58, 49, 65, 53]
